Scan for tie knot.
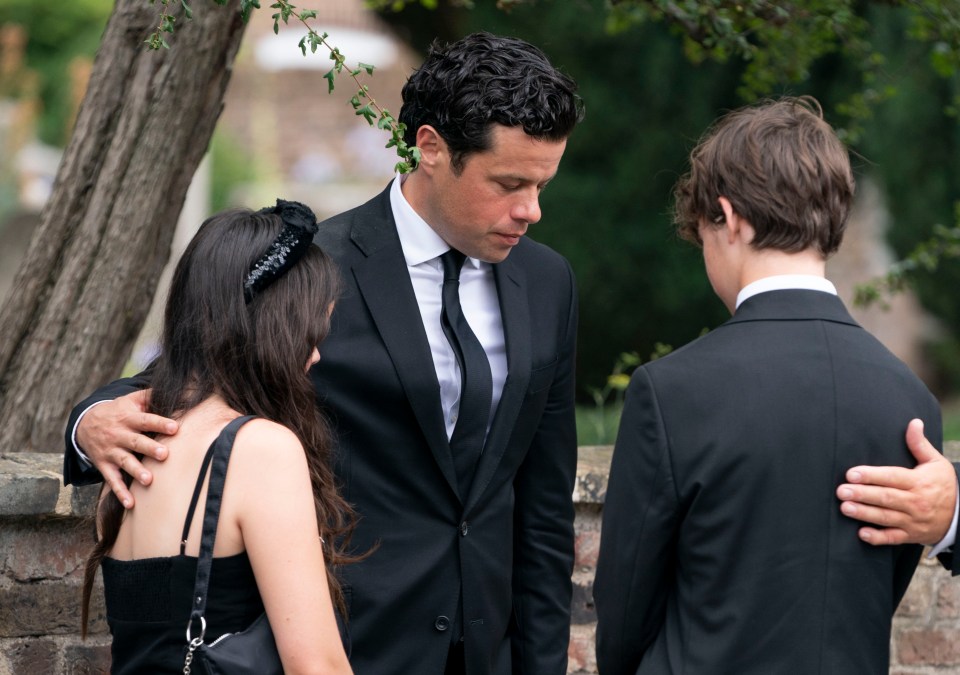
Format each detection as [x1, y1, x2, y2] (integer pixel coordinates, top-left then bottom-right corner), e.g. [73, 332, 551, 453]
[440, 249, 467, 282]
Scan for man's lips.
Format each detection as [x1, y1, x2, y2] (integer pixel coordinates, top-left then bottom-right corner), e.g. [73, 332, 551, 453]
[495, 231, 525, 245]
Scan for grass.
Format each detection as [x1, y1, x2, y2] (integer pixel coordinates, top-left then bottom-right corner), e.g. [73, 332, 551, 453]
[576, 403, 623, 447]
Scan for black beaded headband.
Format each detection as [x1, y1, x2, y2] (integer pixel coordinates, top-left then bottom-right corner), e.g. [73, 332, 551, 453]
[243, 199, 319, 303]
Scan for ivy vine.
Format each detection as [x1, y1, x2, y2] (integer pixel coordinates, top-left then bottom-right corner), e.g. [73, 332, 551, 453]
[145, 0, 421, 173]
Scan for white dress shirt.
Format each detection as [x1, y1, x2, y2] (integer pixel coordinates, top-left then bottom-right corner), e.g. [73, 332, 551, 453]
[390, 176, 507, 440]
[735, 274, 838, 309]
[734, 273, 957, 556]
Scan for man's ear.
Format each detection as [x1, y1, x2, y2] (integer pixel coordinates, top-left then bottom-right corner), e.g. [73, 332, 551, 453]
[717, 196, 754, 246]
[414, 125, 447, 175]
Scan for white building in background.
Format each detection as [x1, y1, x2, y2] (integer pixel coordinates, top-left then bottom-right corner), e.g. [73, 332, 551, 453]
[217, 0, 420, 217]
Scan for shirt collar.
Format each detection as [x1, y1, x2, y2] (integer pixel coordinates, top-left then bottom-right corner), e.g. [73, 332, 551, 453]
[736, 274, 837, 309]
[390, 175, 481, 270]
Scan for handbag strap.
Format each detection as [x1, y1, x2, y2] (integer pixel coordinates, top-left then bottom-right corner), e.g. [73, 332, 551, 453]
[186, 415, 257, 636]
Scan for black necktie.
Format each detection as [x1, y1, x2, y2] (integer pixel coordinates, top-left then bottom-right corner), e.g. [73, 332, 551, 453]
[439, 249, 492, 496]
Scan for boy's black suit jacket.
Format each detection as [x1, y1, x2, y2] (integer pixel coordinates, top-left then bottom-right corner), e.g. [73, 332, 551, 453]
[594, 289, 942, 675]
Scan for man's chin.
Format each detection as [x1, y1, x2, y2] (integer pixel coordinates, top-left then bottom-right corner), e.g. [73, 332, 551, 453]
[477, 249, 512, 264]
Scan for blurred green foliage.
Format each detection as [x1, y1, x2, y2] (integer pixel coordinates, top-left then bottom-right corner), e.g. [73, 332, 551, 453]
[944, 401, 960, 442]
[0, 0, 112, 145]
[210, 130, 257, 212]
[379, 0, 960, 397]
[853, 7, 960, 394]
[445, 0, 737, 391]
[9, 0, 959, 400]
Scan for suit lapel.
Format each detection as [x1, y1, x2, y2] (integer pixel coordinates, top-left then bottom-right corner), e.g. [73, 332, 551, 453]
[349, 191, 461, 501]
[465, 254, 532, 511]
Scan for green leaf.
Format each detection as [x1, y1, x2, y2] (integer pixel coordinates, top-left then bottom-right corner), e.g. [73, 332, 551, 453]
[180, 0, 193, 20]
[298, 36, 307, 56]
[323, 69, 335, 94]
[299, 9, 317, 19]
[359, 62, 375, 75]
[355, 104, 377, 125]
[239, 0, 261, 22]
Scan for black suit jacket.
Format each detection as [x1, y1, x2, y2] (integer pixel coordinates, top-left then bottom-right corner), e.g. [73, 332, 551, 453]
[65, 184, 579, 675]
[594, 290, 941, 675]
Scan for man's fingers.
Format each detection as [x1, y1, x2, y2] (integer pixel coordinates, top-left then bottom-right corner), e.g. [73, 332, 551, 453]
[905, 418, 940, 464]
[129, 388, 152, 410]
[129, 430, 168, 462]
[839, 500, 909, 529]
[844, 464, 917, 490]
[838, 418, 951, 546]
[116, 389, 177, 436]
[857, 526, 908, 547]
[836, 484, 909, 513]
[135, 411, 178, 437]
[116, 450, 152, 486]
[101, 465, 134, 509]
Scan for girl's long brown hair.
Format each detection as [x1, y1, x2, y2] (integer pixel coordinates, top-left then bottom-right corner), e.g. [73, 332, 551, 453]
[82, 208, 358, 635]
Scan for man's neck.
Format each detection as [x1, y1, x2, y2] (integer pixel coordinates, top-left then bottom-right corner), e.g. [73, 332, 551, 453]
[399, 170, 433, 226]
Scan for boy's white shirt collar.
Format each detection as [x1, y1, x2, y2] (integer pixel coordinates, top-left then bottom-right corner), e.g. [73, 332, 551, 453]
[735, 275, 837, 309]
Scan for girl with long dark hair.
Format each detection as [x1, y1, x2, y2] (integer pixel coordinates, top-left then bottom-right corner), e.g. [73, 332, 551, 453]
[81, 201, 355, 674]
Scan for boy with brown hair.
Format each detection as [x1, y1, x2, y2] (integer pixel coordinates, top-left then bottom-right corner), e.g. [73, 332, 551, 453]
[594, 97, 942, 675]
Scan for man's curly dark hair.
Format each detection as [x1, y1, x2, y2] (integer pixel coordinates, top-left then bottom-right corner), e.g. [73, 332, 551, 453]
[399, 32, 584, 173]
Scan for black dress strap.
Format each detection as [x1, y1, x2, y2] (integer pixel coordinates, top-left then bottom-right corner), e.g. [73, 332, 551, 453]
[185, 415, 257, 629]
[180, 441, 218, 556]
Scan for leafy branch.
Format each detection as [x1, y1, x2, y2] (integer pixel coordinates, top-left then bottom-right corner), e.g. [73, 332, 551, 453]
[854, 212, 960, 309]
[145, 0, 421, 173]
[584, 346, 672, 444]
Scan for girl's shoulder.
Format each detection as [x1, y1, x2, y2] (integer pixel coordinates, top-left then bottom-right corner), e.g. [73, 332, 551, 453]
[230, 418, 307, 473]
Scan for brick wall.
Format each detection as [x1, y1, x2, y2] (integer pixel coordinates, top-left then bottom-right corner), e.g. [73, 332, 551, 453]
[0, 454, 109, 674]
[2, 446, 959, 674]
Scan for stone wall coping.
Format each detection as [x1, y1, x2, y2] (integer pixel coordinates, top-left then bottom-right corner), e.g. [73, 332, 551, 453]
[1, 441, 958, 518]
[0, 453, 99, 518]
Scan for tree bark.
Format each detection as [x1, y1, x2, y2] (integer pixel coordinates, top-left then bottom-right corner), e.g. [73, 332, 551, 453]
[0, 0, 247, 453]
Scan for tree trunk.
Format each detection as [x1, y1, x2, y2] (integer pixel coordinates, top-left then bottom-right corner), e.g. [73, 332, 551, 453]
[0, 0, 247, 454]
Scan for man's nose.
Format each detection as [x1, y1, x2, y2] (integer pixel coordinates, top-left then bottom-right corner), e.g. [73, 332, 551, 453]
[513, 190, 541, 225]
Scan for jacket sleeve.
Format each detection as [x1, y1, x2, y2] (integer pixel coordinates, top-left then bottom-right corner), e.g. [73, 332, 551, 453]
[594, 366, 679, 674]
[509, 261, 579, 674]
[62, 373, 150, 486]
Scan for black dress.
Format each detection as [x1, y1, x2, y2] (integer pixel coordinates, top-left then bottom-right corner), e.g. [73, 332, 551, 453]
[101, 420, 265, 674]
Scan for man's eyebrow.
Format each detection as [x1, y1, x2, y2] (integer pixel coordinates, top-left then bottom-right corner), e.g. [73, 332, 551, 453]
[491, 173, 557, 185]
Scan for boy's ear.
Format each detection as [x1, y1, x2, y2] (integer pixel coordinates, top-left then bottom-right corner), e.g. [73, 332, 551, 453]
[718, 196, 754, 246]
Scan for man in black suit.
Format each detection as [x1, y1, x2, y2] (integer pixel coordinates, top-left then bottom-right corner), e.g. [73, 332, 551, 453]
[64, 33, 583, 675]
[593, 97, 942, 675]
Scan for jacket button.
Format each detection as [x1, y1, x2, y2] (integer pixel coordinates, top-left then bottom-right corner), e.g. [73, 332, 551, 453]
[460, 521, 469, 536]
[435, 615, 450, 631]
